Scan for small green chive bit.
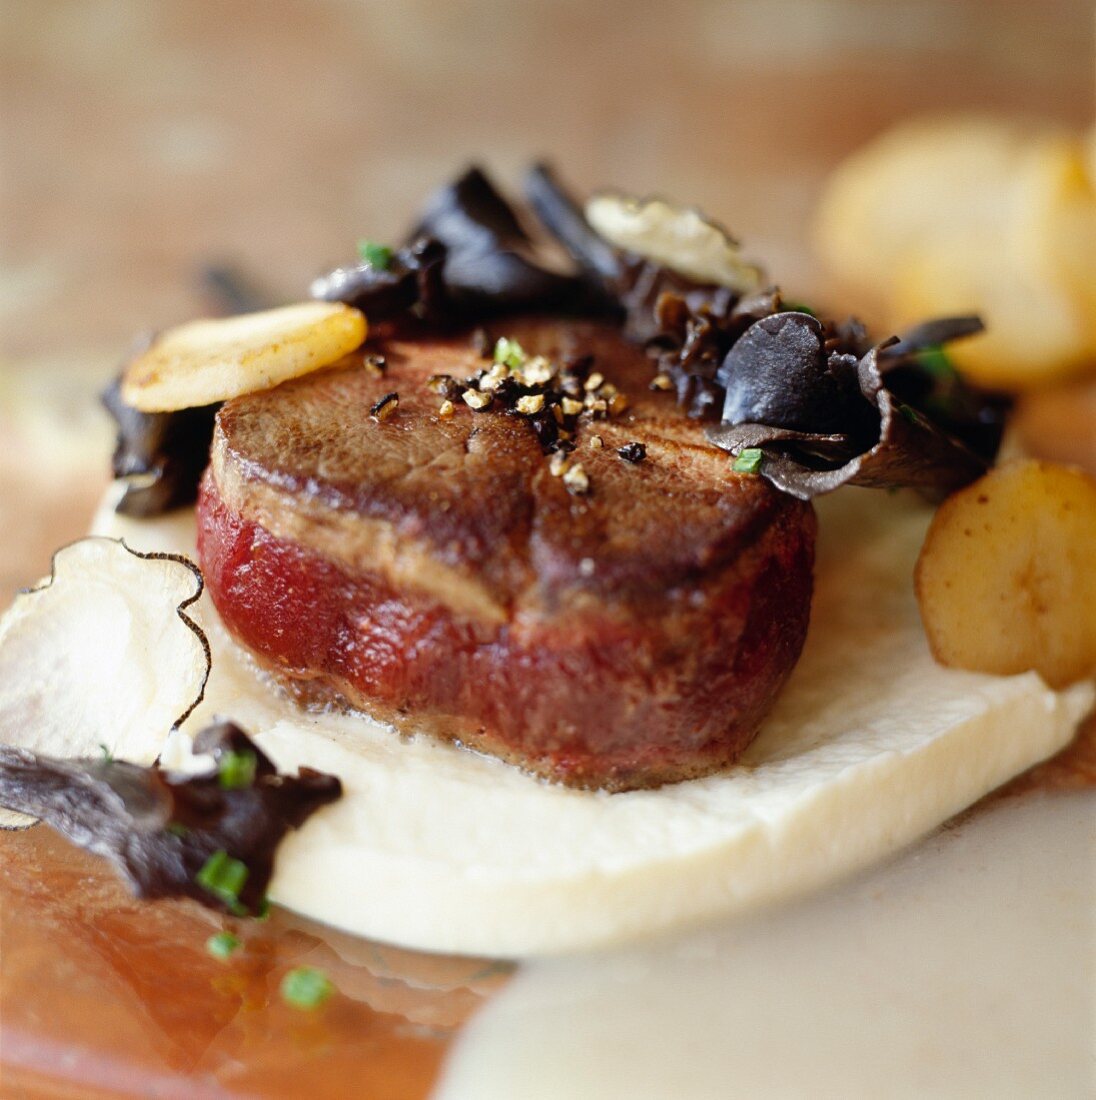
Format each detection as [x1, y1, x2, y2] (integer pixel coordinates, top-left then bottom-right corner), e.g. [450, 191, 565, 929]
[281, 966, 335, 1009]
[357, 240, 393, 270]
[195, 850, 249, 910]
[915, 345, 957, 380]
[493, 336, 526, 369]
[733, 448, 763, 475]
[218, 748, 257, 790]
[206, 931, 240, 960]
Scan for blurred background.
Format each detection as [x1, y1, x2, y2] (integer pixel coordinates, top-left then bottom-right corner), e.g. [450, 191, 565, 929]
[1, 0, 1093, 595]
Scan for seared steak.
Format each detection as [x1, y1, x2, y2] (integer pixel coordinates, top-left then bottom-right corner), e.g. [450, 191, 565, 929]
[197, 317, 815, 790]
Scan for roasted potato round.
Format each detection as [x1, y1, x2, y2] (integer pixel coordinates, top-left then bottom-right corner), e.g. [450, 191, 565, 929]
[915, 460, 1096, 688]
[814, 116, 1096, 392]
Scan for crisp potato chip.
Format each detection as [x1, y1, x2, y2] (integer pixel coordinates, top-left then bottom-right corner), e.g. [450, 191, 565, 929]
[887, 135, 1094, 388]
[121, 301, 366, 413]
[915, 460, 1096, 688]
[814, 116, 1048, 304]
[816, 116, 1096, 391]
[890, 242, 1091, 391]
[1033, 139, 1096, 343]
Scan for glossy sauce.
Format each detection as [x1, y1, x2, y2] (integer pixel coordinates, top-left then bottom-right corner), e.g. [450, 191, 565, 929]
[0, 826, 509, 1099]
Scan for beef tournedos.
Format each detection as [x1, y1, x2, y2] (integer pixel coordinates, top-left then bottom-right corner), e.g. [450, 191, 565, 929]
[197, 316, 816, 790]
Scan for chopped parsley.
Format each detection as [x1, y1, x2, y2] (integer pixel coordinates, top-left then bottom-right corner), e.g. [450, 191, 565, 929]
[206, 931, 240, 960]
[357, 240, 393, 271]
[217, 748, 257, 790]
[98, 743, 113, 763]
[281, 966, 335, 1009]
[732, 448, 764, 474]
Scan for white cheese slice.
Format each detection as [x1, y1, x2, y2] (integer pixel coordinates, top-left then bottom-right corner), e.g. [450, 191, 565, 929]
[93, 485, 1094, 956]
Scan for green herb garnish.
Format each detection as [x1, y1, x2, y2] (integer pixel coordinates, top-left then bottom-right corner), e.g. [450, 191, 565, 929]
[898, 403, 920, 425]
[732, 448, 763, 474]
[206, 931, 240, 960]
[914, 345, 958, 381]
[196, 850, 249, 912]
[281, 966, 335, 1009]
[357, 240, 393, 271]
[165, 822, 189, 838]
[218, 748, 257, 790]
[782, 301, 816, 317]
[493, 336, 526, 370]
[98, 743, 113, 763]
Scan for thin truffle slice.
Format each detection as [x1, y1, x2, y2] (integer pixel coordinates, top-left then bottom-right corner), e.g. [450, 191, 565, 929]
[708, 325, 993, 500]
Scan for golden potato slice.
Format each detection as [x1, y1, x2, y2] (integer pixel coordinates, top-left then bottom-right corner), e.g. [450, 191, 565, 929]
[887, 132, 1096, 390]
[915, 460, 1096, 688]
[815, 116, 1096, 390]
[1033, 139, 1096, 344]
[890, 241, 1092, 391]
[813, 116, 1049, 307]
[121, 301, 366, 412]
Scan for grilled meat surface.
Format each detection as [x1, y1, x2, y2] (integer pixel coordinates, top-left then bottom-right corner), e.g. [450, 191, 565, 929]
[198, 317, 816, 790]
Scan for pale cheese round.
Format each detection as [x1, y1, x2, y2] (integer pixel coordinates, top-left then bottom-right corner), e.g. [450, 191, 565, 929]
[93, 486, 1094, 956]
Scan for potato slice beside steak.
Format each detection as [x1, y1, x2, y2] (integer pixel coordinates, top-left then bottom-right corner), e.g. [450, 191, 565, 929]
[197, 317, 816, 790]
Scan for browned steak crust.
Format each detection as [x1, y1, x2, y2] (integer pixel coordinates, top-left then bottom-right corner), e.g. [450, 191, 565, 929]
[198, 317, 816, 790]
